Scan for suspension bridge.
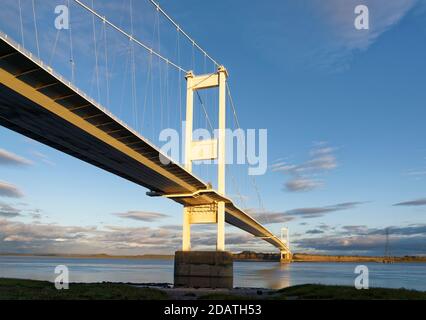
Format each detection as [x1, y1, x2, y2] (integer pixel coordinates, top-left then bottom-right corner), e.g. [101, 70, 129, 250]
[0, 0, 291, 288]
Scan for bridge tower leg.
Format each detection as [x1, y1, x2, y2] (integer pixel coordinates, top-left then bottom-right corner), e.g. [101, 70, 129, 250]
[280, 227, 292, 263]
[216, 66, 227, 252]
[182, 207, 191, 251]
[182, 71, 194, 252]
[174, 66, 233, 288]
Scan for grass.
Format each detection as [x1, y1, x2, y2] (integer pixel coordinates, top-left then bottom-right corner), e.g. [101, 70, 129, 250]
[0, 278, 168, 300]
[1, 278, 425, 300]
[275, 284, 426, 300]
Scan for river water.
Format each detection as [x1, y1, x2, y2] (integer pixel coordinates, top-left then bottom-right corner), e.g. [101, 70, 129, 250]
[0, 256, 425, 291]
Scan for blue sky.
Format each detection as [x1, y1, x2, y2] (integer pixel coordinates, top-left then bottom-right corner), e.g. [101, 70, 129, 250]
[0, 0, 425, 256]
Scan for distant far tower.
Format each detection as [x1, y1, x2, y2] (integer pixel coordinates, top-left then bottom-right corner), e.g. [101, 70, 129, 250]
[384, 227, 390, 258]
[281, 227, 290, 248]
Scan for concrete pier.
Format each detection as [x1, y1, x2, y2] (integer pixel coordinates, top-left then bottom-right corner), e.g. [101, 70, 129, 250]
[174, 251, 233, 289]
[280, 252, 293, 264]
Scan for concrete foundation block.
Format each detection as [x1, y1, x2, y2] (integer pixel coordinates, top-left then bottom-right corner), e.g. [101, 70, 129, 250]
[174, 251, 233, 289]
[280, 253, 293, 264]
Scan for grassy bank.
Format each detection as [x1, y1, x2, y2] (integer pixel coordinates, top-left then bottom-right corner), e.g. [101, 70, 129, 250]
[1, 278, 425, 300]
[0, 278, 168, 300]
[275, 284, 426, 300]
[199, 285, 426, 300]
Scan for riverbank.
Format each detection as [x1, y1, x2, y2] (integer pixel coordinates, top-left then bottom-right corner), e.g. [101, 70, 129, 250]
[234, 252, 426, 263]
[1, 278, 425, 300]
[291, 253, 426, 263]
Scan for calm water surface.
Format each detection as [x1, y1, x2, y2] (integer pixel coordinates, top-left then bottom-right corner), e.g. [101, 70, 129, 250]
[0, 256, 425, 290]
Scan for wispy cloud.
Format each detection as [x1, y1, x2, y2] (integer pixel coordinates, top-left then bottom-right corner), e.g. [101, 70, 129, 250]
[246, 0, 423, 73]
[307, 0, 420, 71]
[368, 225, 426, 236]
[31, 151, 55, 166]
[294, 223, 426, 255]
[4, 215, 423, 256]
[406, 170, 426, 177]
[306, 229, 324, 235]
[114, 211, 169, 222]
[0, 202, 21, 218]
[393, 198, 426, 207]
[285, 178, 323, 192]
[286, 202, 363, 219]
[342, 225, 369, 234]
[273, 143, 337, 192]
[404, 157, 426, 179]
[192, 231, 260, 249]
[0, 181, 24, 198]
[248, 201, 362, 223]
[0, 149, 32, 166]
[0, 219, 258, 254]
[247, 209, 294, 225]
[272, 146, 337, 175]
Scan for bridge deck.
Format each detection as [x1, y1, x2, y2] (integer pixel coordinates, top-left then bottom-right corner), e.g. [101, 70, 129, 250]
[0, 33, 289, 252]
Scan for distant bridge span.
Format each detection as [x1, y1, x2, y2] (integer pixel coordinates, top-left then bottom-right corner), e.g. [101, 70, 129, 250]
[0, 34, 291, 255]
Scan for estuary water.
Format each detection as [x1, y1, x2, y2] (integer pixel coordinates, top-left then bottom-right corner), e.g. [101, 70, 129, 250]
[0, 255, 425, 291]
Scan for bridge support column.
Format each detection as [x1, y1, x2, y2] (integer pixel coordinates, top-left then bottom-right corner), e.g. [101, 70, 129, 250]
[175, 67, 233, 288]
[216, 202, 225, 251]
[216, 66, 227, 252]
[182, 207, 191, 251]
[174, 251, 233, 289]
[175, 203, 234, 288]
[280, 251, 292, 264]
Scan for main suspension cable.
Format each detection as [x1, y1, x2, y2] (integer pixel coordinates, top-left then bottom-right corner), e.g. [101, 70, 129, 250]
[147, 0, 220, 69]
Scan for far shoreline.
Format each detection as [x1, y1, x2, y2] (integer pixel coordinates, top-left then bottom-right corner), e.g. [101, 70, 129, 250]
[1, 252, 425, 263]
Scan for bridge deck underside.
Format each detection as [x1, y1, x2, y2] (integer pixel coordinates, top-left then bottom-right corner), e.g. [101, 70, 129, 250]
[0, 35, 289, 252]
